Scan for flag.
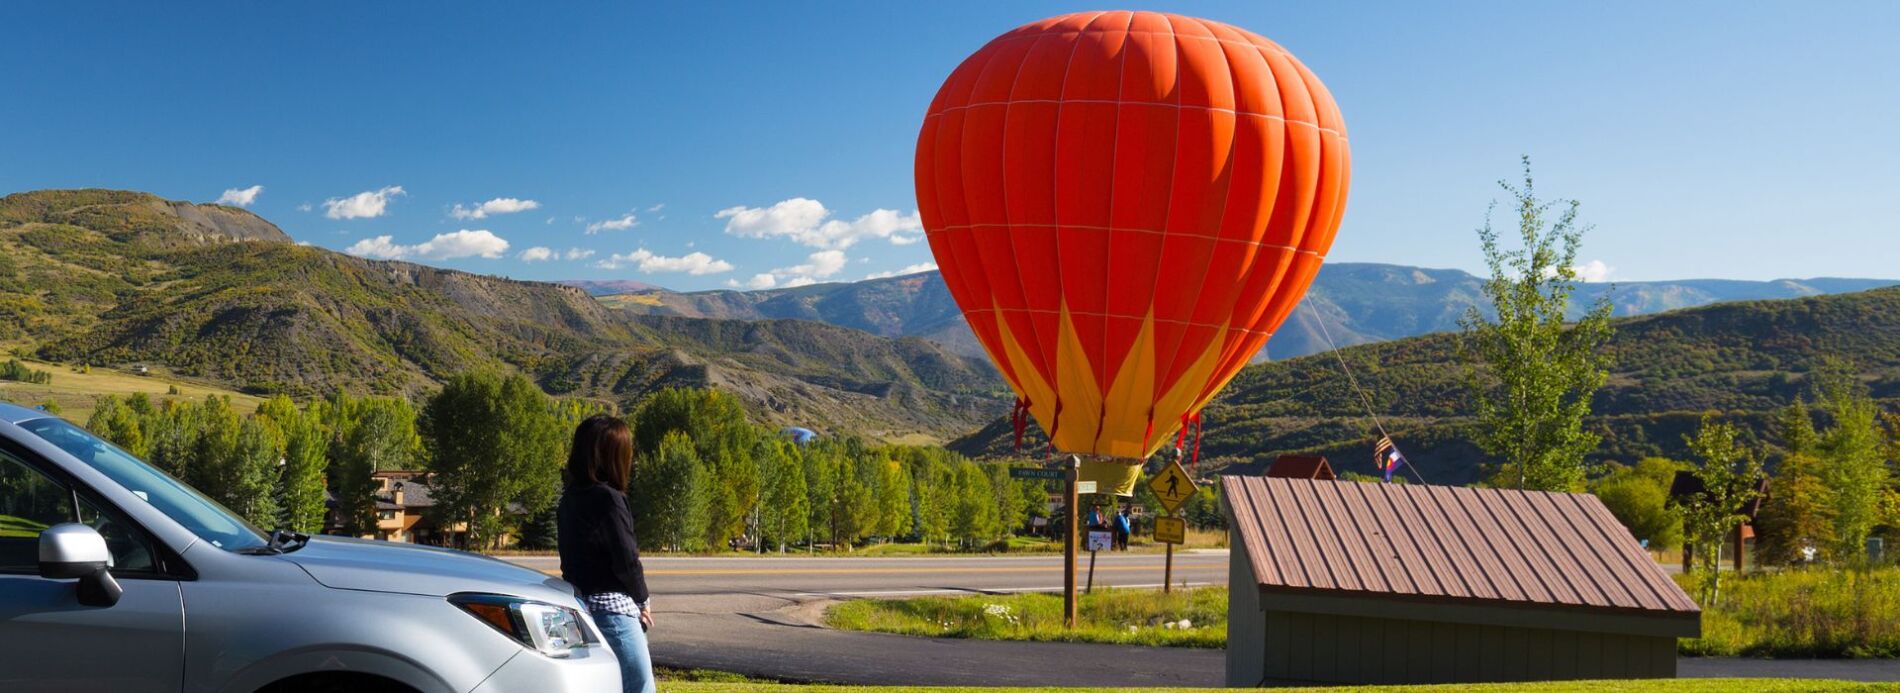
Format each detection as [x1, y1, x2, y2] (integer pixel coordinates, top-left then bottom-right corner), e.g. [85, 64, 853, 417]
[1373, 435, 1407, 482]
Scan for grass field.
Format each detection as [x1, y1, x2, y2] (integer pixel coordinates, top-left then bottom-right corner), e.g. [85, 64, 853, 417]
[663, 680, 1892, 692]
[826, 586, 1227, 648]
[830, 568, 1900, 659]
[1680, 568, 1900, 658]
[0, 358, 264, 421]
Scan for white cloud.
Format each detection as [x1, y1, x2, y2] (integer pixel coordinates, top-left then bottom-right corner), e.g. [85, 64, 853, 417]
[451, 197, 541, 220]
[715, 198, 924, 250]
[865, 262, 939, 280]
[345, 229, 509, 260]
[519, 246, 556, 262]
[296, 202, 314, 212]
[586, 213, 638, 234]
[740, 249, 850, 289]
[1573, 260, 1614, 282]
[647, 203, 665, 213]
[217, 185, 263, 207]
[324, 186, 405, 220]
[564, 247, 595, 260]
[596, 249, 732, 275]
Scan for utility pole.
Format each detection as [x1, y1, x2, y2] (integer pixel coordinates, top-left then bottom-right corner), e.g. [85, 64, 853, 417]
[1063, 454, 1079, 629]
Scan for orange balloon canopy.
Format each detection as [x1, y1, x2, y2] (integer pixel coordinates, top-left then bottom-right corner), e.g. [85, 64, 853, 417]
[915, 11, 1350, 464]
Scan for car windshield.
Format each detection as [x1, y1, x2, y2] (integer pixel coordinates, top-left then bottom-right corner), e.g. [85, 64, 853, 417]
[18, 417, 269, 552]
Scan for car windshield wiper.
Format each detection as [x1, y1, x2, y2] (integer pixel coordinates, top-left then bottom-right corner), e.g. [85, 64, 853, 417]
[236, 529, 310, 555]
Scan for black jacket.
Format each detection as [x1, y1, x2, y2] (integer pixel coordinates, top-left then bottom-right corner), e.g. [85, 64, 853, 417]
[556, 483, 649, 603]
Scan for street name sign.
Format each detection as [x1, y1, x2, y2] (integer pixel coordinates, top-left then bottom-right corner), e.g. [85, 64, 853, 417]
[1009, 467, 1065, 480]
[1149, 460, 1197, 512]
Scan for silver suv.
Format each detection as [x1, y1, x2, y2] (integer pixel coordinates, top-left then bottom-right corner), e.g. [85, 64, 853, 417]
[0, 402, 619, 692]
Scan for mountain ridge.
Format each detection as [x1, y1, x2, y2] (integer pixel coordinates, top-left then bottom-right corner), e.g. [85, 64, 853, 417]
[590, 264, 1898, 362]
[0, 189, 1004, 441]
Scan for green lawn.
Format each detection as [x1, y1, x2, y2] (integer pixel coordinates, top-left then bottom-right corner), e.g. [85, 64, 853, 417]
[826, 587, 1226, 648]
[664, 680, 1891, 692]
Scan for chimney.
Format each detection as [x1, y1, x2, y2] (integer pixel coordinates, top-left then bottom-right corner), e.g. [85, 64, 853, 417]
[392, 482, 405, 507]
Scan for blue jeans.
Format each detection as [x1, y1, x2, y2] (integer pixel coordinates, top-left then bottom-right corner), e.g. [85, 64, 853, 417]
[592, 611, 655, 693]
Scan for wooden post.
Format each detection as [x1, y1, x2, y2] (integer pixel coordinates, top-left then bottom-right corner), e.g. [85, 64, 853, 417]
[1086, 545, 1098, 594]
[1064, 454, 1080, 630]
[1163, 530, 1175, 594]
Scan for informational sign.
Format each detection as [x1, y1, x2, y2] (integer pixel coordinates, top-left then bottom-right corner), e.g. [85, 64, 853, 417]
[1153, 516, 1186, 545]
[1009, 467, 1065, 480]
[1148, 460, 1198, 512]
[1086, 530, 1113, 552]
[1075, 480, 1098, 494]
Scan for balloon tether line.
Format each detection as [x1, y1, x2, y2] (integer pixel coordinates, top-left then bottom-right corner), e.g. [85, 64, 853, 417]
[1303, 301, 1427, 484]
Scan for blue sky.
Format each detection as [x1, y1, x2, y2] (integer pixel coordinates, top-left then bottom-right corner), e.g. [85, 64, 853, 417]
[4, 2, 1897, 290]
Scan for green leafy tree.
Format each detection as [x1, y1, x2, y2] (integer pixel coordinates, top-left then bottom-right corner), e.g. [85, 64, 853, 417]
[143, 398, 200, 480]
[986, 465, 1029, 537]
[801, 441, 838, 546]
[334, 397, 420, 537]
[1678, 414, 1765, 605]
[951, 462, 1000, 547]
[1461, 158, 1613, 492]
[912, 456, 954, 548]
[876, 458, 914, 541]
[758, 439, 809, 551]
[1589, 457, 1683, 550]
[420, 373, 563, 549]
[1813, 365, 1891, 564]
[86, 395, 148, 459]
[632, 431, 709, 551]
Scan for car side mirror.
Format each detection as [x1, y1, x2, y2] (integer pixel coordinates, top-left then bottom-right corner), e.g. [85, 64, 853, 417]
[39, 523, 122, 607]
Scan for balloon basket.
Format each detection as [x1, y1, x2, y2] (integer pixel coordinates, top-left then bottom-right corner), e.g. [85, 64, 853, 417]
[1077, 457, 1142, 497]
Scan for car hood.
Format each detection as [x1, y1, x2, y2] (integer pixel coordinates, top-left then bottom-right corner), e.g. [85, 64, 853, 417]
[279, 536, 578, 605]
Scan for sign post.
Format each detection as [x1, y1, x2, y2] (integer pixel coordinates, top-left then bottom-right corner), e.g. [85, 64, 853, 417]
[1148, 460, 1198, 594]
[1063, 455, 1080, 629]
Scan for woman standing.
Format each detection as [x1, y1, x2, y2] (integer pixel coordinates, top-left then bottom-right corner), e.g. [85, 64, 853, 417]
[558, 415, 655, 693]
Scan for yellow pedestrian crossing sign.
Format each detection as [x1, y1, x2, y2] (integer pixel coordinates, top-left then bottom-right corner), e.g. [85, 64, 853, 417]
[1148, 460, 1197, 512]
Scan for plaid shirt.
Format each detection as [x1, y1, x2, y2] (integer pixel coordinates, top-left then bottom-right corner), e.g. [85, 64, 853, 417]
[582, 591, 646, 617]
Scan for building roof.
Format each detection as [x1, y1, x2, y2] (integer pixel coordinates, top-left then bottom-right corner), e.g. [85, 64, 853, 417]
[1667, 471, 1768, 521]
[1264, 454, 1336, 480]
[1222, 476, 1699, 616]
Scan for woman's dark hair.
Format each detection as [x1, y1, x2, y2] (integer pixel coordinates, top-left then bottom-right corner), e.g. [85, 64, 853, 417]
[567, 414, 634, 490]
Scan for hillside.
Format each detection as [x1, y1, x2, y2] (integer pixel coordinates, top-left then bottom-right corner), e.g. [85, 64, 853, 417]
[952, 285, 1900, 484]
[594, 264, 1896, 362]
[0, 189, 1005, 440]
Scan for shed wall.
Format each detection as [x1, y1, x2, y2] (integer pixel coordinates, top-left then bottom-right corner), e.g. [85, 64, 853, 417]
[1237, 607, 1676, 685]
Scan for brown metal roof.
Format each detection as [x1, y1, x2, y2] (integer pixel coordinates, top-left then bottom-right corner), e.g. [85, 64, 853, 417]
[1222, 476, 1699, 615]
[1265, 454, 1336, 480]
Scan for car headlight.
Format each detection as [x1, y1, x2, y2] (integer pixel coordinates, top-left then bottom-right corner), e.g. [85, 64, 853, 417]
[449, 593, 591, 658]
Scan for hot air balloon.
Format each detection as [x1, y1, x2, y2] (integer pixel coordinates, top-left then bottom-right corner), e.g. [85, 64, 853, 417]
[916, 11, 1349, 495]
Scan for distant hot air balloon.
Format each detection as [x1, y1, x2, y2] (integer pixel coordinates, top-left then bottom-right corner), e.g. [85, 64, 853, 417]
[916, 11, 1349, 495]
[781, 427, 819, 445]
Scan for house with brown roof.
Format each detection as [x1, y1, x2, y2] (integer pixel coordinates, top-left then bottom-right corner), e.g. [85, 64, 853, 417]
[1221, 476, 1700, 686]
[1264, 454, 1336, 480]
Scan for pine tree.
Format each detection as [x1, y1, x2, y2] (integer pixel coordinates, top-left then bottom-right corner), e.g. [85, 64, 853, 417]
[258, 395, 329, 534]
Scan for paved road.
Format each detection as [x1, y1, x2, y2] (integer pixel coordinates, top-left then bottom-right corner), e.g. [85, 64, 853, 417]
[504, 552, 1900, 686]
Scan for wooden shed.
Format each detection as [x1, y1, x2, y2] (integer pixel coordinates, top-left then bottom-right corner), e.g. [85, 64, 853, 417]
[1221, 476, 1700, 686]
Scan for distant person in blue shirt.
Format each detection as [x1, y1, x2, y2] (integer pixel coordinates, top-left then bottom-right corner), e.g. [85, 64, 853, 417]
[1114, 508, 1132, 551]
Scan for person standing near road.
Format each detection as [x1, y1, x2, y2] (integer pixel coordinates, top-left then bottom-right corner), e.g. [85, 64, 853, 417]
[558, 415, 656, 693]
[1114, 508, 1132, 551]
